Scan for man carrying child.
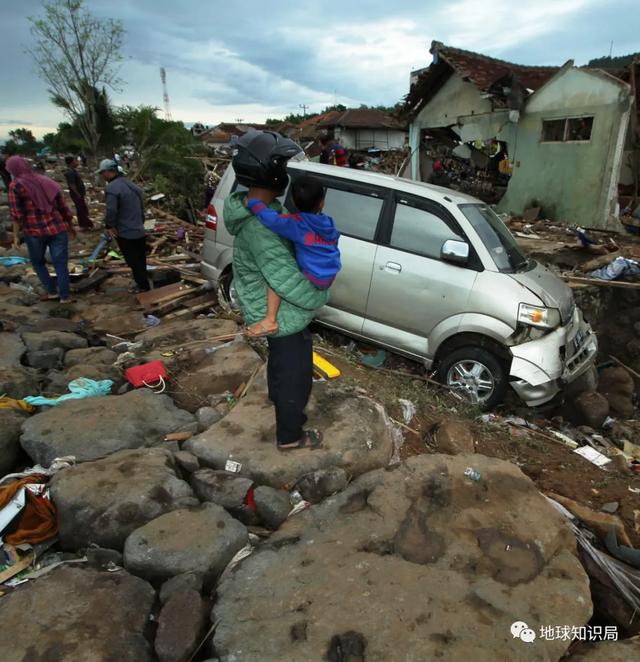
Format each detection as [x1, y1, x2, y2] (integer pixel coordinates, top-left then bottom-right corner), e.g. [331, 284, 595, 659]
[224, 130, 340, 451]
[244, 175, 340, 337]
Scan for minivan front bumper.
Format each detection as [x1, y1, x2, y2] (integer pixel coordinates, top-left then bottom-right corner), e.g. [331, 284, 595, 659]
[508, 307, 598, 407]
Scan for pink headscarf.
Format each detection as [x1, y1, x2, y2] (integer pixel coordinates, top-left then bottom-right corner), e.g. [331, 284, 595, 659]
[5, 156, 62, 214]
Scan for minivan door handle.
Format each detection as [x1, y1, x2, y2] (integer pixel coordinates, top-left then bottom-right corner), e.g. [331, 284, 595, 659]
[382, 261, 402, 273]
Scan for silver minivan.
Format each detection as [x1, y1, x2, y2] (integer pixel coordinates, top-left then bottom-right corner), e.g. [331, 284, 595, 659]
[202, 161, 597, 408]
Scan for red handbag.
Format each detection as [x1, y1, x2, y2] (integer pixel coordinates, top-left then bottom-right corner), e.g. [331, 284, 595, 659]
[125, 360, 168, 391]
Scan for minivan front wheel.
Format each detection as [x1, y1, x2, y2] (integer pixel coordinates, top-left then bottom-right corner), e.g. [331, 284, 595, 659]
[438, 347, 508, 410]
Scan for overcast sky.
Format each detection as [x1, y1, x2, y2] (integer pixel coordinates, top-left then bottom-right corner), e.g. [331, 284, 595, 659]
[1, 0, 638, 141]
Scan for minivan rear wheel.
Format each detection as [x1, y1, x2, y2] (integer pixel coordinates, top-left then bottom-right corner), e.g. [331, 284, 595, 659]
[437, 346, 508, 410]
[220, 271, 240, 312]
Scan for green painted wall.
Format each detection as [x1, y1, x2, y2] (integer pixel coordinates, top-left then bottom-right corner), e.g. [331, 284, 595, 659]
[498, 68, 631, 229]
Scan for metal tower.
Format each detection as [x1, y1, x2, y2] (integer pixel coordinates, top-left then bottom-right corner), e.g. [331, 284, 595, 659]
[160, 67, 173, 121]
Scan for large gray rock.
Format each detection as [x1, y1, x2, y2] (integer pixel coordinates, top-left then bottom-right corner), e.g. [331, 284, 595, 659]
[155, 590, 209, 662]
[196, 405, 224, 431]
[185, 381, 393, 489]
[0, 366, 39, 400]
[160, 572, 203, 605]
[254, 486, 290, 529]
[64, 346, 117, 368]
[44, 362, 123, 395]
[25, 347, 65, 370]
[295, 467, 348, 504]
[0, 409, 28, 475]
[434, 419, 476, 454]
[598, 367, 635, 418]
[191, 469, 253, 513]
[22, 330, 88, 352]
[212, 454, 592, 661]
[21, 388, 196, 465]
[575, 638, 640, 661]
[0, 332, 25, 368]
[124, 503, 248, 586]
[51, 447, 196, 550]
[170, 340, 262, 413]
[0, 301, 47, 327]
[0, 565, 155, 662]
[573, 391, 610, 428]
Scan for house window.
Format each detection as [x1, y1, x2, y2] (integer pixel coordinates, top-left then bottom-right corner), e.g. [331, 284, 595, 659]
[541, 116, 594, 143]
[541, 119, 566, 142]
[567, 116, 593, 141]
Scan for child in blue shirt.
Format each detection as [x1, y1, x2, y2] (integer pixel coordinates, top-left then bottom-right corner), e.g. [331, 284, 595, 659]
[245, 175, 341, 337]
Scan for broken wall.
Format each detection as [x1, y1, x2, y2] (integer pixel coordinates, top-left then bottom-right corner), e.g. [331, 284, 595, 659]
[336, 127, 406, 151]
[409, 73, 516, 179]
[498, 67, 632, 230]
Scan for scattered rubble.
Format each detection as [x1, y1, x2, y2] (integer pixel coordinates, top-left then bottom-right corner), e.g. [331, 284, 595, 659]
[2, 166, 640, 658]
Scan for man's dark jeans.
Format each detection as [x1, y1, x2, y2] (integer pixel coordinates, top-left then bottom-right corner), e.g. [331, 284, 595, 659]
[116, 236, 150, 291]
[267, 328, 313, 445]
[24, 232, 70, 300]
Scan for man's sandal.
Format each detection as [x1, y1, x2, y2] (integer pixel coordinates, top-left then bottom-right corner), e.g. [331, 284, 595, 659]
[277, 429, 323, 452]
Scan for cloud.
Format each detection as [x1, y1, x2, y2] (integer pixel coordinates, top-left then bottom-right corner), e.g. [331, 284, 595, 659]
[0, 0, 634, 136]
[0, 120, 33, 126]
[437, 0, 599, 56]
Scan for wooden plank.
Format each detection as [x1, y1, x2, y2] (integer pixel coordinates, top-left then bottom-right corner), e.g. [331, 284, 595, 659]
[163, 300, 216, 320]
[0, 554, 33, 585]
[561, 274, 640, 289]
[136, 282, 197, 309]
[151, 290, 206, 316]
[580, 251, 621, 273]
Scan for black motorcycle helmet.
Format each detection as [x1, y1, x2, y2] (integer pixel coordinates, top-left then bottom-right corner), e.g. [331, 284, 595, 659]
[232, 129, 302, 192]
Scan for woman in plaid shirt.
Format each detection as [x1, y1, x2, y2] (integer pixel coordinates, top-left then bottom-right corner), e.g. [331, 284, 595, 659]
[7, 156, 76, 303]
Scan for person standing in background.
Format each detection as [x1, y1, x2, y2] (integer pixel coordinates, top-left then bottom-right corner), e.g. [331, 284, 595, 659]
[6, 156, 76, 303]
[97, 158, 150, 293]
[64, 155, 93, 230]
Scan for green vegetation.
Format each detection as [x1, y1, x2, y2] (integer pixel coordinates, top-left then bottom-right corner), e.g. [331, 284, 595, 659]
[587, 52, 639, 68]
[28, 0, 124, 155]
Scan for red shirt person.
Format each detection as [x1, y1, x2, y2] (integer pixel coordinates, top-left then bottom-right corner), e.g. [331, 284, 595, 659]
[7, 156, 76, 303]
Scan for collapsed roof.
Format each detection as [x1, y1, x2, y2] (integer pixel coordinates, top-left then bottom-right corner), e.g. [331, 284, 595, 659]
[406, 41, 560, 117]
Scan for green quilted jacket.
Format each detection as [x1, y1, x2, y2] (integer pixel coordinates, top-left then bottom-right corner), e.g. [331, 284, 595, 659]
[224, 192, 329, 337]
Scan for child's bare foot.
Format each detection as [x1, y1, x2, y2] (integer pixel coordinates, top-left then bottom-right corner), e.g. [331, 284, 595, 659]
[244, 319, 279, 337]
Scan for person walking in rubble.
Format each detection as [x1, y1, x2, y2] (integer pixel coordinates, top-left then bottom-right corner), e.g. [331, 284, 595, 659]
[97, 158, 150, 293]
[6, 155, 76, 303]
[64, 155, 94, 231]
[225, 130, 329, 451]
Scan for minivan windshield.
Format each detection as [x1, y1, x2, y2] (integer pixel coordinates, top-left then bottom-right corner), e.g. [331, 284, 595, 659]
[459, 203, 528, 272]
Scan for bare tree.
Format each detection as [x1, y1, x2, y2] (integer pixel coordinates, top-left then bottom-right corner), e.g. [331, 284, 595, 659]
[27, 0, 124, 155]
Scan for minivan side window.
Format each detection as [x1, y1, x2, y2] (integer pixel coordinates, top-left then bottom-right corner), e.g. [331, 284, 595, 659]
[390, 200, 461, 259]
[322, 187, 383, 241]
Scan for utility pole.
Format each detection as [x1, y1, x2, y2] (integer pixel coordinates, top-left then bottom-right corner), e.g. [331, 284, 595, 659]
[608, 40, 614, 59]
[299, 103, 309, 118]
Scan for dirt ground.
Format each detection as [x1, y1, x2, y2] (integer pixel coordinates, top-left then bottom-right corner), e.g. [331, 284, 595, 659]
[312, 335, 640, 549]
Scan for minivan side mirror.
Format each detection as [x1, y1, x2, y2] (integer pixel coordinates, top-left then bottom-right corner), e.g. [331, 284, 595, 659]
[441, 239, 469, 266]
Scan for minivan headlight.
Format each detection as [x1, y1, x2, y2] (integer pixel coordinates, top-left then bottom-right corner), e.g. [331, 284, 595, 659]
[518, 303, 561, 329]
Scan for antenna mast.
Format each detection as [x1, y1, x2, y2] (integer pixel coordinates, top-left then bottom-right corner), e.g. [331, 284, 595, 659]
[160, 67, 173, 121]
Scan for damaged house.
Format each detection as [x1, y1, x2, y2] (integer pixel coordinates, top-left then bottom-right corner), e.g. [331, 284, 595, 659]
[317, 108, 407, 151]
[406, 41, 638, 230]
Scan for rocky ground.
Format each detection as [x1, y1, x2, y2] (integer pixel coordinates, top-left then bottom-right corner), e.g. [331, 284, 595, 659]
[1, 179, 640, 660]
